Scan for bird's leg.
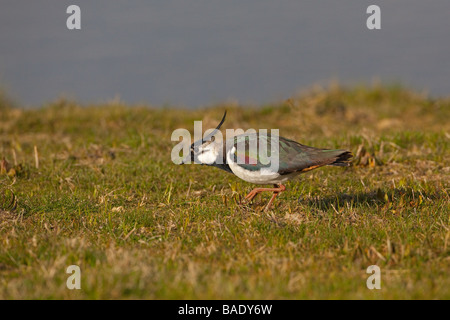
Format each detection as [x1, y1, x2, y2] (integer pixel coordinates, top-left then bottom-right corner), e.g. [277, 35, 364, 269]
[244, 184, 286, 209]
[264, 193, 279, 211]
[264, 184, 286, 211]
[244, 187, 274, 202]
[244, 188, 264, 202]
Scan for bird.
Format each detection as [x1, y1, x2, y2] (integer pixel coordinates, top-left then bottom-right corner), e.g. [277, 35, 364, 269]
[180, 111, 352, 211]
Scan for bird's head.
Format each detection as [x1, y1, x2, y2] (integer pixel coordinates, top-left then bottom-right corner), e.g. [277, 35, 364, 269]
[181, 111, 226, 165]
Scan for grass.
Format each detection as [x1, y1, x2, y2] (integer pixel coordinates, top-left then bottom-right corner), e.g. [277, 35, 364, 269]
[0, 84, 449, 299]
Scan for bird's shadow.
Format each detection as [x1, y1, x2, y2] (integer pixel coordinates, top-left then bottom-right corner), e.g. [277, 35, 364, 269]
[299, 187, 437, 211]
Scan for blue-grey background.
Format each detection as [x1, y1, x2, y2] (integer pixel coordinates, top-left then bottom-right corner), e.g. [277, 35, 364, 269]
[0, 1, 449, 107]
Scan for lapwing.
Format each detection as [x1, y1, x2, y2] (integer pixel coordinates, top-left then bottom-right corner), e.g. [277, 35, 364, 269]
[180, 111, 352, 211]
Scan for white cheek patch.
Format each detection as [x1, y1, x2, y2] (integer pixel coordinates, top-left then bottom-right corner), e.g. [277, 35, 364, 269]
[197, 148, 218, 164]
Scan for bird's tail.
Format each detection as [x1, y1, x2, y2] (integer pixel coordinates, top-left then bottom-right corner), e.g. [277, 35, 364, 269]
[328, 150, 353, 167]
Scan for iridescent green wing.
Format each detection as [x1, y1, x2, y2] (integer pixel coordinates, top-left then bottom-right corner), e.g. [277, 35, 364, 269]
[229, 133, 273, 172]
[230, 133, 350, 174]
[277, 136, 351, 174]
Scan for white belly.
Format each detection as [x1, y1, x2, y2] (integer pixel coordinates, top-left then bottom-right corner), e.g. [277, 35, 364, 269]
[226, 148, 299, 185]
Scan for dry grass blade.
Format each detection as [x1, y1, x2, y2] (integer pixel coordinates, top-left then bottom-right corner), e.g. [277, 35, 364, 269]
[0, 188, 17, 213]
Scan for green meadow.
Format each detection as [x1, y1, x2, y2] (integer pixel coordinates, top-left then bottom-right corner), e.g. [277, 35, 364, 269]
[0, 84, 449, 299]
